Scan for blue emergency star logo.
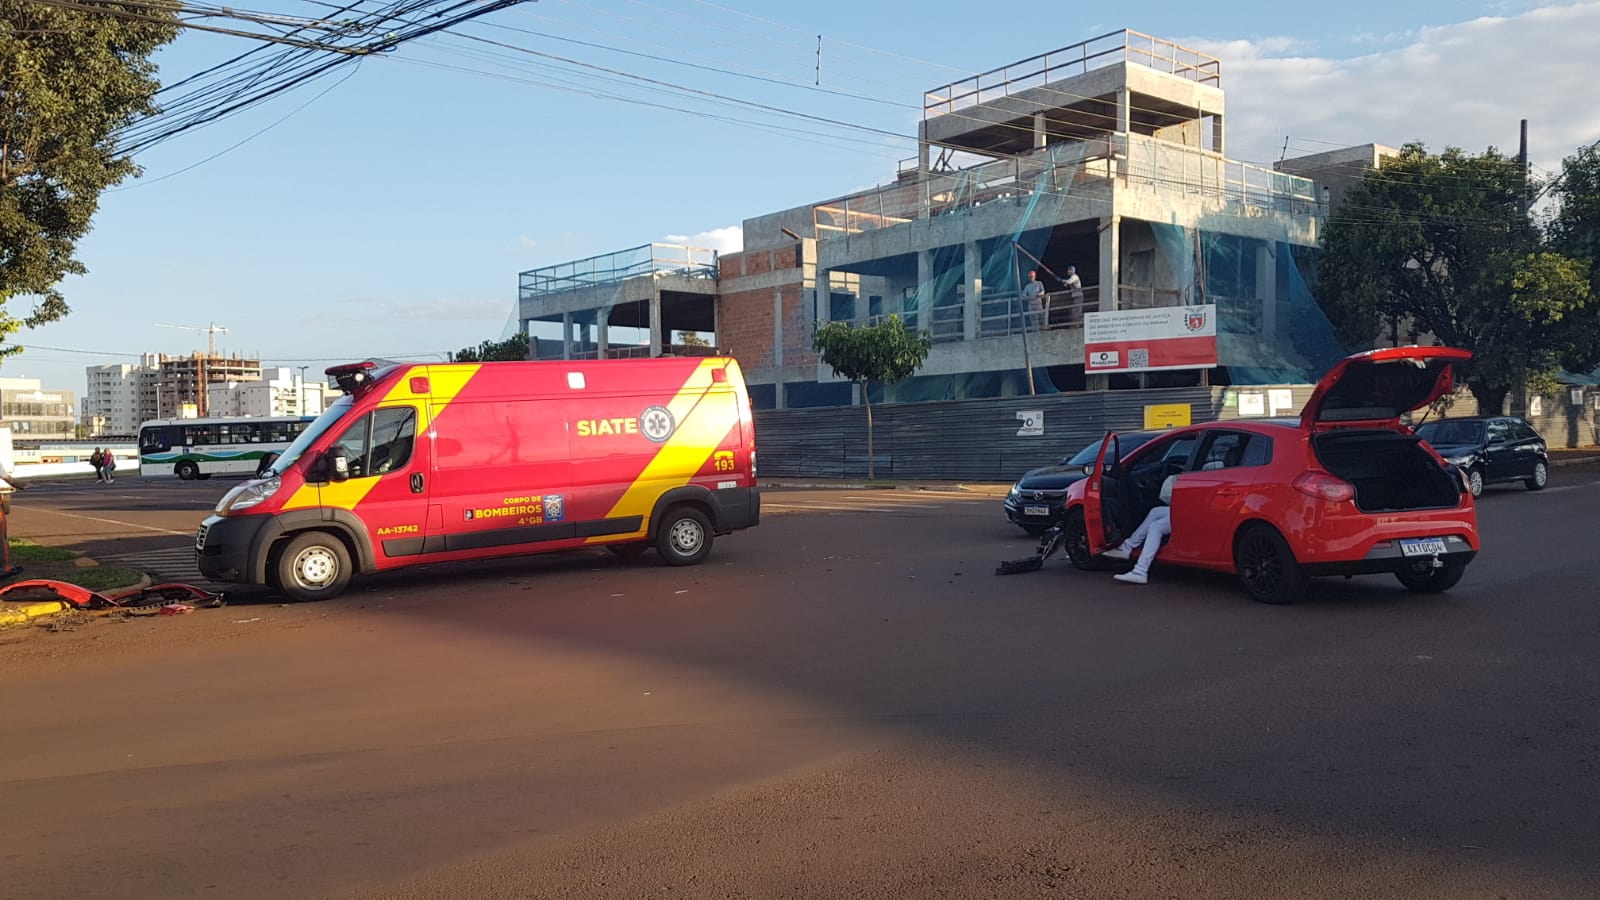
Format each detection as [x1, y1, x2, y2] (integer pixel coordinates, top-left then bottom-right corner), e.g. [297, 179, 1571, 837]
[639, 405, 675, 443]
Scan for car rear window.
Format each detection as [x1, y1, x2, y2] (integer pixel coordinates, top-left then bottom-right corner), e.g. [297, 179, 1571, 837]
[1417, 420, 1485, 445]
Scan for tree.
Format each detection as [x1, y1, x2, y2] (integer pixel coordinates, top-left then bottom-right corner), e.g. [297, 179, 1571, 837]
[453, 332, 530, 362]
[1549, 140, 1600, 285]
[811, 314, 932, 480]
[0, 1, 178, 356]
[1317, 142, 1600, 411]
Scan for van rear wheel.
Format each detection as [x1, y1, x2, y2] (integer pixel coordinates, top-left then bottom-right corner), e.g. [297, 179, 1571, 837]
[656, 507, 713, 566]
[275, 532, 352, 602]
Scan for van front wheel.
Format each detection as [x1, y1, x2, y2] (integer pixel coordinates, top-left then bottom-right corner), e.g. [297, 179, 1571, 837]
[275, 532, 352, 602]
[656, 507, 713, 566]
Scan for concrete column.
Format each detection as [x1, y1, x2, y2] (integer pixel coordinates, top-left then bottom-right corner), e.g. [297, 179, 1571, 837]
[963, 241, 981, 341]
[597, 309, 609, 360]
[1032, 111, 1047, 150]
[561, 312, 573, 361]
[1117, 87, 1131, 134]
[916, 250, 933, 332]
[772, 286, 784, 369]
[649, 289, 663, 357]
[1255, 241, 1276, 338]
[815, 267, 830, 323]
[1098, 216, 1120, 312]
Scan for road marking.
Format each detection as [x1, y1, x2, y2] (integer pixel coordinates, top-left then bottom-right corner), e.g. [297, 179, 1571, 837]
[97, 546, 217, 584]
[24, 507, 192, 536]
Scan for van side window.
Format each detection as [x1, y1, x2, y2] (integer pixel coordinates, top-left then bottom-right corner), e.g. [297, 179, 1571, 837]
[369, 407, 416, 475]
[333, 407, 417, 478]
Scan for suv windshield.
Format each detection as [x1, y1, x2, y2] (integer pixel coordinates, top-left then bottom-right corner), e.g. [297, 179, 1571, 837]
[267, 395, 354, 475]
[1066, 431, 1160, 466]
[1417, 420, 1486, 446]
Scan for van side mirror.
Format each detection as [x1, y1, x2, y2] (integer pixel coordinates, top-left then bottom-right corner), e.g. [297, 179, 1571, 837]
[327, 446, 350, 483]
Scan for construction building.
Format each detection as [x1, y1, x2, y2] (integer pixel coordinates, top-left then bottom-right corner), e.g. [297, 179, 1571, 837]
[516, 29, 1354, 408]
[84, 354, 336, 436]
[0, 377, 76, 440]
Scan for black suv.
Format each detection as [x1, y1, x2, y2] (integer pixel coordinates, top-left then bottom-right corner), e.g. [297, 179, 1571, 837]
[1004, 431, 1162, 534]
[1414, 416, 1549, 498]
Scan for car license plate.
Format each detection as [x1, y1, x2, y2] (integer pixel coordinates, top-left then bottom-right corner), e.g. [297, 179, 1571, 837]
[1024, 505, 1050, 517]
[1400, 538, 1448, 557]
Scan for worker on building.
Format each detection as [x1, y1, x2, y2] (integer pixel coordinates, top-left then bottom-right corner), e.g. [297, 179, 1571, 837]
[1021, 269, 1046, 332]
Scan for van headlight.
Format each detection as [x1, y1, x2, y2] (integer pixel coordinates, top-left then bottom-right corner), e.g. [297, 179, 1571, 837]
[217, 477, 281, 514]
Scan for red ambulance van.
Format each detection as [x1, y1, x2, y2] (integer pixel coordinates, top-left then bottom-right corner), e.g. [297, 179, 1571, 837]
[196, 356, 760, 601]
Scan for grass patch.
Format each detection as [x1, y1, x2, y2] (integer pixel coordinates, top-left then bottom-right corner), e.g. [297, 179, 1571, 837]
[39, 566, 146, 592]
[8, 539, 78, 563]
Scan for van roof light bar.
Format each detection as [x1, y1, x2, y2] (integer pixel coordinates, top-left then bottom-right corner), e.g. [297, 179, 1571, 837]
[326, 361, 377, 394]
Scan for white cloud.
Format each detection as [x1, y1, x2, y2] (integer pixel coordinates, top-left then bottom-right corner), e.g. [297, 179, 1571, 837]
[517, 235, 539, 250]
[662, 225, 743, 254]
[1189, 3, 1600, 172]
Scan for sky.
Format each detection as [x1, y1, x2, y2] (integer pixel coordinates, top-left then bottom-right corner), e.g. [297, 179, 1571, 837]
[12, 0, 1600, 402]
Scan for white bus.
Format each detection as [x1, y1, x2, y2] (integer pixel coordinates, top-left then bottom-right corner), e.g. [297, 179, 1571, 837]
[137, 416, 316, 480]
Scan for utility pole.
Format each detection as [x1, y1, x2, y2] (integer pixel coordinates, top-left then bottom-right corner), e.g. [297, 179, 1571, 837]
[298, 365, 309, 415]
[1518, 118, 1530, 219]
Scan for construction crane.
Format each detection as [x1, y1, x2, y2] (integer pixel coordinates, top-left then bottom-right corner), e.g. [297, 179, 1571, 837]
[156, 322, 229, 357]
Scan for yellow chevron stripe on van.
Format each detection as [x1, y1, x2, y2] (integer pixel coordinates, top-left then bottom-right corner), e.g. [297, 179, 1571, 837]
[280, 364, 483, 511]
[589, 358, 734, 539]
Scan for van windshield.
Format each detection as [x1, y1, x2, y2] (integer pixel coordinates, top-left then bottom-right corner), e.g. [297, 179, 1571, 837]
[267, 395, 354, 475]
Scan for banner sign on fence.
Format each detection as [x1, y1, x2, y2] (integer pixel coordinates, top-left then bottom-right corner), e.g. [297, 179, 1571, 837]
[1083, 305, 1218, 373]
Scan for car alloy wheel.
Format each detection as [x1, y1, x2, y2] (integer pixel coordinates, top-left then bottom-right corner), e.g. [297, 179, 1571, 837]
[1526, 461, 1548, 491]
[1467, 467, 1484, 498]
[1234, 525, 1309, 605]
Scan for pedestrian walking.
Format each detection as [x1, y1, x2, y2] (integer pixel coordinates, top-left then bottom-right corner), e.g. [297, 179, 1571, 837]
[89, 447, 106, 482]
[101, 449, 117, 483]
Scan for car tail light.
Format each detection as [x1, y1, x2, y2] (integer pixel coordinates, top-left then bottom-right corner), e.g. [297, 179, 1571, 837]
[1292, 470, 1355, 503]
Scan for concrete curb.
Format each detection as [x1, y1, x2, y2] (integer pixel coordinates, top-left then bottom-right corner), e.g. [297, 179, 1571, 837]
[1551, 455, 1600, 467]
[0, 600, 68, 629]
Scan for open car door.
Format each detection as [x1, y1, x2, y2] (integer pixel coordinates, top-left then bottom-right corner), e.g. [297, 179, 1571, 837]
[1083, 431, 1120, 556]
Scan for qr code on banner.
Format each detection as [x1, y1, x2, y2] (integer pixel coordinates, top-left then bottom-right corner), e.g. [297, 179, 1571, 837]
[1128, 348, 1150, 369]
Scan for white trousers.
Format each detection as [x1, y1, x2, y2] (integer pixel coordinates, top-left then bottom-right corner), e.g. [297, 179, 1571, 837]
[1122, 505, 1171, 577]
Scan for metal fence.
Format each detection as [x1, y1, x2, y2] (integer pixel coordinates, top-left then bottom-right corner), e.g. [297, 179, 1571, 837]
[754, 386, 1315, 481]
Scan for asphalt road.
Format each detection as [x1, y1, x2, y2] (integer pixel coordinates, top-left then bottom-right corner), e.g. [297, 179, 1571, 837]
[2, 472, 1597, 899]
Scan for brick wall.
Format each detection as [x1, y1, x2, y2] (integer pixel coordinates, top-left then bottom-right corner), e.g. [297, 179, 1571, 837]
[718, 242, 811, 371]
[719, 286, 777, 368]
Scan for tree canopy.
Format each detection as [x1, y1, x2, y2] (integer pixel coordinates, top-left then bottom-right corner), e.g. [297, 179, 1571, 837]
[812, 314, 932, 480]
[453, 332, 531, 362]
[0, 1, 178, 355]
[1317, 142, 1598, 411]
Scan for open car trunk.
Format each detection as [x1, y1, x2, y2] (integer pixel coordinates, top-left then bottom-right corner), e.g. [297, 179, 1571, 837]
[1314, 430, 1462, 513]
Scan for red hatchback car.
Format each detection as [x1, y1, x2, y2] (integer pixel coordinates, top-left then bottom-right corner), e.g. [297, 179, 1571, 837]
[1061, 346, 1479, 603]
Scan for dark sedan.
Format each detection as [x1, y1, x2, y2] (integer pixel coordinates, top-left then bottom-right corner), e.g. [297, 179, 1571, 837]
[1004, 430, 1163, 534]
[1414, 415, 1549, 498]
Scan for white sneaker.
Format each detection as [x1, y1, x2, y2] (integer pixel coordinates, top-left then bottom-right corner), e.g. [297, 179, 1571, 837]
[1102, 545, 1133, 561]
[1113, 571, 1148, 585]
